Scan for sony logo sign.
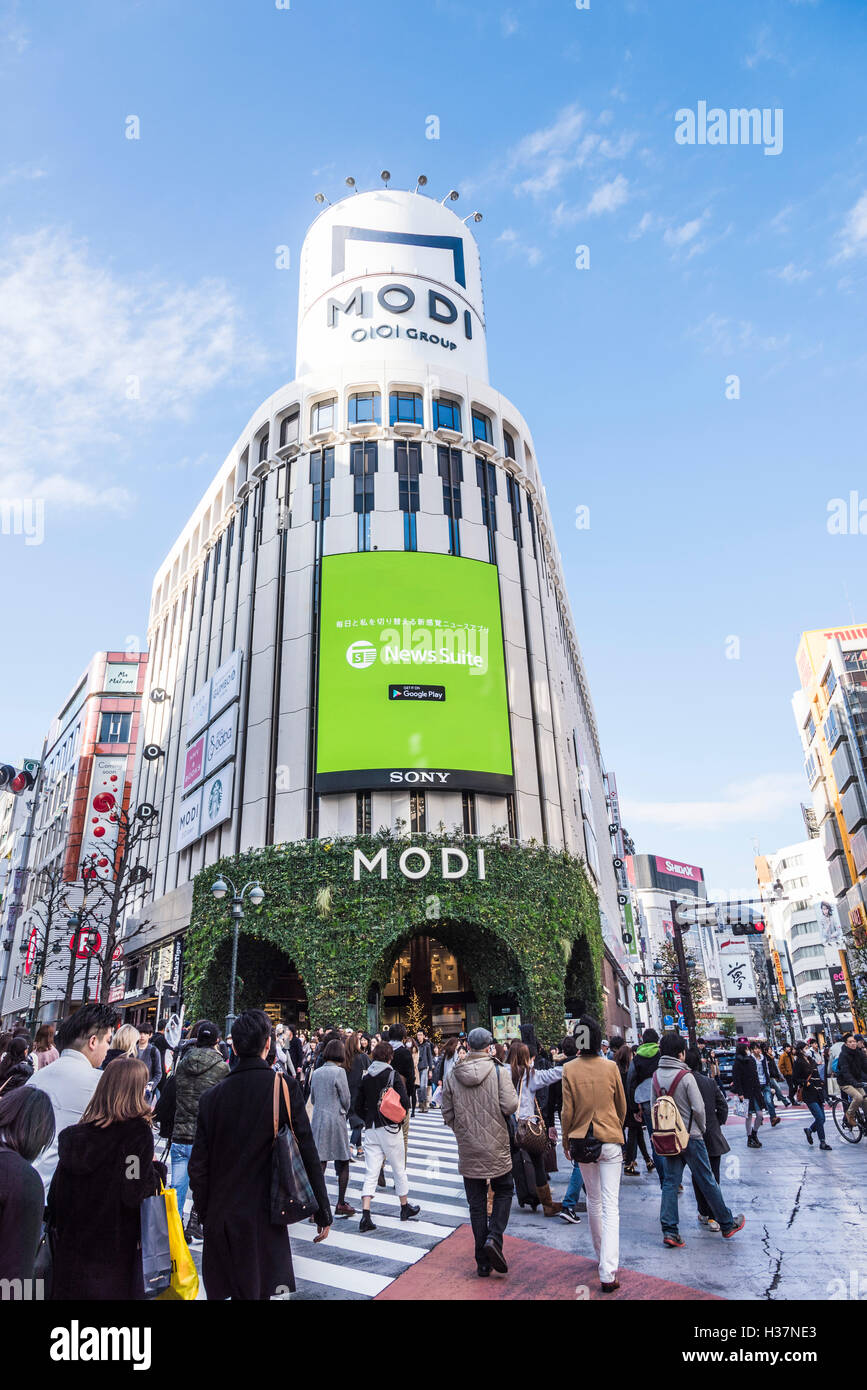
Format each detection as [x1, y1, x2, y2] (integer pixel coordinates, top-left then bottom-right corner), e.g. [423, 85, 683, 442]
[327, 284, 473, 343]
[389, 770, 451, 784]
[353, 846, 486, 882]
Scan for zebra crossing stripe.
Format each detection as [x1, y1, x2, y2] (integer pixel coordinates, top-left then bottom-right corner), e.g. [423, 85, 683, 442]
[290, 1221, 429, 1264]
[291, 1255, 393, 1298]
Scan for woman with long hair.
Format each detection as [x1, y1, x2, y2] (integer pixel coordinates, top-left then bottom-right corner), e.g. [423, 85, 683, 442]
[46, 1057, 166, 1300]
[310, 1038, 355, 1218]
[33, 1023, 59, 1071]
[0, 1036, 34, 1095]
[345, 1030, 370, 1161]
[793, 1041, 831, 1150]
[0, 1086, 55, 1281]
[508, 1040, 564, 1217]
[102, 1023, 141, 1069]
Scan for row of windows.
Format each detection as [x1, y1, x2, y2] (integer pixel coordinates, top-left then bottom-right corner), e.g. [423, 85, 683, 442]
[795, 967, 829, 985]
[790, 941, 826, 965]
[355, 790, 478, 836]
[299, 393, 517, 452]
[790, 917, 818, 938]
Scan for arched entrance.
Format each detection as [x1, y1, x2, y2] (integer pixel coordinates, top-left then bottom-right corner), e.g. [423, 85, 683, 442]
[197, 935, 309, 1028]
[371, 921, 530, 1039]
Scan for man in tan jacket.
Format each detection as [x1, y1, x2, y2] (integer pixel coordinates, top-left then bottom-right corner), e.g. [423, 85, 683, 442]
[442, 1027, 519, 1278]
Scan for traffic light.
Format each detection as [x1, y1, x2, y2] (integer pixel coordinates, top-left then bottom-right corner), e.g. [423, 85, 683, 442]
[634, 981, 647, 1004]
[731, 919, 765, 936]
[0, 764, 35, 794]
[662, 987, 677, 1012]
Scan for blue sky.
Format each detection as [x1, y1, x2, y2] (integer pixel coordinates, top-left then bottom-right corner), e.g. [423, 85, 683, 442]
[1, 0, 866, 897]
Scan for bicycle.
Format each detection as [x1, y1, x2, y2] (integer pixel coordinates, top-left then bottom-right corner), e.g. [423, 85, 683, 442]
[830, 1095, 866, 1143]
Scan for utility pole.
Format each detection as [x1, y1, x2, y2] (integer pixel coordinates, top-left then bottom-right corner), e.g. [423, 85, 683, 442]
[670, 897, 697, 1049]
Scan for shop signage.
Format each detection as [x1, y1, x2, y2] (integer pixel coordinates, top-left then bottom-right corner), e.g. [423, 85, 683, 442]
[204, 704, 237, 777]
[103, 662, 139, 694]
[176, 789, 202, 851]
[183, 735, 205, 794]
[353, 845, 486, 881]
[200, 763, 234, 836]
[210, 649, 242, 719]
[187, 678, 211, 741]
[654, 856, 703, 883]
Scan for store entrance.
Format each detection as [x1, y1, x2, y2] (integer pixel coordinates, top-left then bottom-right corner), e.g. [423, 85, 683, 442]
[196, 935, 309, 1029]
[382, 935, 478, 1036]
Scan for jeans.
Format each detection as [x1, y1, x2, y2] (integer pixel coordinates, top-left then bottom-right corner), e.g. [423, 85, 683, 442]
[692, 1151, 722, 1218]
[624, 1118, 651, 1166]
[761, 1084, 777, 1120]
[660, 1136, 735, 1236]
[805, 1100, 826, 1142]
[464, 1172, 513, 1268]
[577, 1143, 622, 1284]
[563, 1161, 585, 1208]
[350, 1124, 363, 1148]
[418, 1068, 429, 1106]
[171, 1141, 193, 1218]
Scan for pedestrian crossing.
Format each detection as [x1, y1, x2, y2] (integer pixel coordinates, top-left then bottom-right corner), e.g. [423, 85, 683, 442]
[296, 1109, 467, 1299]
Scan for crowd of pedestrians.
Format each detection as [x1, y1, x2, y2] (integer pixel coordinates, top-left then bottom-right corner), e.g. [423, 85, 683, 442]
[1, 1009, 865, 1300]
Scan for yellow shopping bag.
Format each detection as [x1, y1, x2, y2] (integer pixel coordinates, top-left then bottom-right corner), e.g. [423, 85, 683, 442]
[155, 1184, 199, 1301]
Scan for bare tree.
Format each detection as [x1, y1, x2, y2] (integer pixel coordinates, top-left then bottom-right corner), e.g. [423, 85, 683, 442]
[77, 801, 159, 1005]
[22, 863, 75, 1030]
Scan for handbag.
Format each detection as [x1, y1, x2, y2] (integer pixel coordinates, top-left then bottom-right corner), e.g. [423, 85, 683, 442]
[270, 1073, 318, 1225]
[155, 1185, 199, 1301]
[378, 1068, 407, 1126]
[515, 1075, 548, 1157]
[543, 1132, 558, 1173]
[140, 1183, 173, 1297]
[569, 1122, 603, 1164]
[33, 1220, 54, 1300]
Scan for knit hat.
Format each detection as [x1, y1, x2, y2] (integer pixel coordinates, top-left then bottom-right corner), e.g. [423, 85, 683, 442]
[467, 1027, 493, 1051]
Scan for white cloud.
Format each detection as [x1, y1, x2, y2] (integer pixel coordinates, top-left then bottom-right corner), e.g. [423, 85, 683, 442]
[689, 313, 791, 355]
[628, 211, 657, 240]
[834, 192, 867, 261]
[506, 104, 635, 198]
[496, 228, 542, 266]
[664, 212, 708, 248]
[773, 261, 811, 283]
[0, 164, 46, 189]
[0, 229, 265, 512]
[622, 774, 805, 831]
[501, 9, 519, 36]
[585, 174, 629, 215]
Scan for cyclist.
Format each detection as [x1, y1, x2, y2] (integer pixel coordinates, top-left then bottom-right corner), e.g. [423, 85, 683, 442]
[837, 1033, 867, 1130]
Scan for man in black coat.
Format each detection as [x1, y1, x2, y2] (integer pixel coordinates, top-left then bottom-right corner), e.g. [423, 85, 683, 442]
[188, 1008, 332, 1300]
[686, 1048, 730, 1229]
[838, 1033, 867, 1128]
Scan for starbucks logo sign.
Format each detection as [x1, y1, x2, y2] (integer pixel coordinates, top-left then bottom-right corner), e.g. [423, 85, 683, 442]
[208, 779, 223, 819]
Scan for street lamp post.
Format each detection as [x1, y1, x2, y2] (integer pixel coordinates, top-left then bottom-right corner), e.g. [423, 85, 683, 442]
[210, 876, 265, 1039]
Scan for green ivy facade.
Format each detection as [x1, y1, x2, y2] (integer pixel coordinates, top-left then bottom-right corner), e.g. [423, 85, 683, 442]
[183, 830, 604, 1042]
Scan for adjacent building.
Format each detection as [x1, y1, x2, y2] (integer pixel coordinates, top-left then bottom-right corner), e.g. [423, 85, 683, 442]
[124, 184, 634, 1038]
[0, 652, 148, 1026]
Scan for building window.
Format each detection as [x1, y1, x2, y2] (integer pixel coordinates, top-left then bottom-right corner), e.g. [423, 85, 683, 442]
[351, 441, 377, 550]
[310, 447, 335, 522]
[389, 391, 424, 426]
[472, 409, 493, 445]
[438, 445, 463, 556]
[279, 410, 299, 447]
[311, 399, 336, 433]
[526, 496, 538, 557]
[503, 428, 517, 461]
[506, 475, 522, 545]
[356, 792, 371, 836]
[805, 713, 816, 742]
[99, 712, 131, 744]
[403, 513, 418, 551]
[349, 391, 381, 425]
[258, 432, 270, 464]
[433, 397, 461, 433]
[823, 667, 837, 699]
[476, 458, 498, 563]
[462, 791, 477, 836]
[506, 795, 517, 840]
[410, 792, 426, 833]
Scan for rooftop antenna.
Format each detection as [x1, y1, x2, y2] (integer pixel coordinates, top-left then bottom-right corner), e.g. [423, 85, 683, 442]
[440, 189, 460, 205]
[314, 192, 330, 205]
[462, 211, 483, 224]
[345, 176, 358, 193]
[414, 174, 428, 193]
[380, 169, 391, 187]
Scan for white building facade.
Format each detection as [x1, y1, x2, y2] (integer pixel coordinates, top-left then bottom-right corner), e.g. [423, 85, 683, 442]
[129, 187, 633, 1030]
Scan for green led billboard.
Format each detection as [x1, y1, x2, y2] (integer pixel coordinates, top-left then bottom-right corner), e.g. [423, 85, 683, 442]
[315, 552, 514, 793]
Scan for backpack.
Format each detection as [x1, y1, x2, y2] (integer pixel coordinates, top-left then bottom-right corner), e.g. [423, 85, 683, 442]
[651, 1067, 692, 1156]
[377, 1069, 407, 1126]
[831, 1052, 840, 1077]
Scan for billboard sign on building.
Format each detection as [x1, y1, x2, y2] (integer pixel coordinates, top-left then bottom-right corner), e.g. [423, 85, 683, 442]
[187, 678, 211, 741]
[653, 855, 704, 885]
[80, 754, 127, 881]
[210, 650, 243, 719]
[103, 662, 140, 694]
[176, 789, 202, 851]
[204, 705, 238, 778]
[719, 938, 757, 1004]
[200, 764, 234, 837]
[182, 735, 205, 794]
[315, 552, 514, 793]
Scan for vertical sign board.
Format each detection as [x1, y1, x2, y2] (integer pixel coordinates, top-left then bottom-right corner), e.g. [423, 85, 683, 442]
[182, 735, 206, 794]
[204, 705, 238, 777]
[200, 763, 234, 837]
[187, 678, 211, 742]
[80, 754, 127, 881]
[176, 789, 202, 852]
[209, 650, 242, 720]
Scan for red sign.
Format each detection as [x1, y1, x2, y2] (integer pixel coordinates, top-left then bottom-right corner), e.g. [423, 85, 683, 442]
[24, 927, 38, 976]
[183, 735, 205, 793]
[69, 929, 102, 959]
[654, 855, 704, 883]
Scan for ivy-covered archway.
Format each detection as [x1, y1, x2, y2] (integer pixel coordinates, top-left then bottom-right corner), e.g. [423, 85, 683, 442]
[183, 829, 604, 1043]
